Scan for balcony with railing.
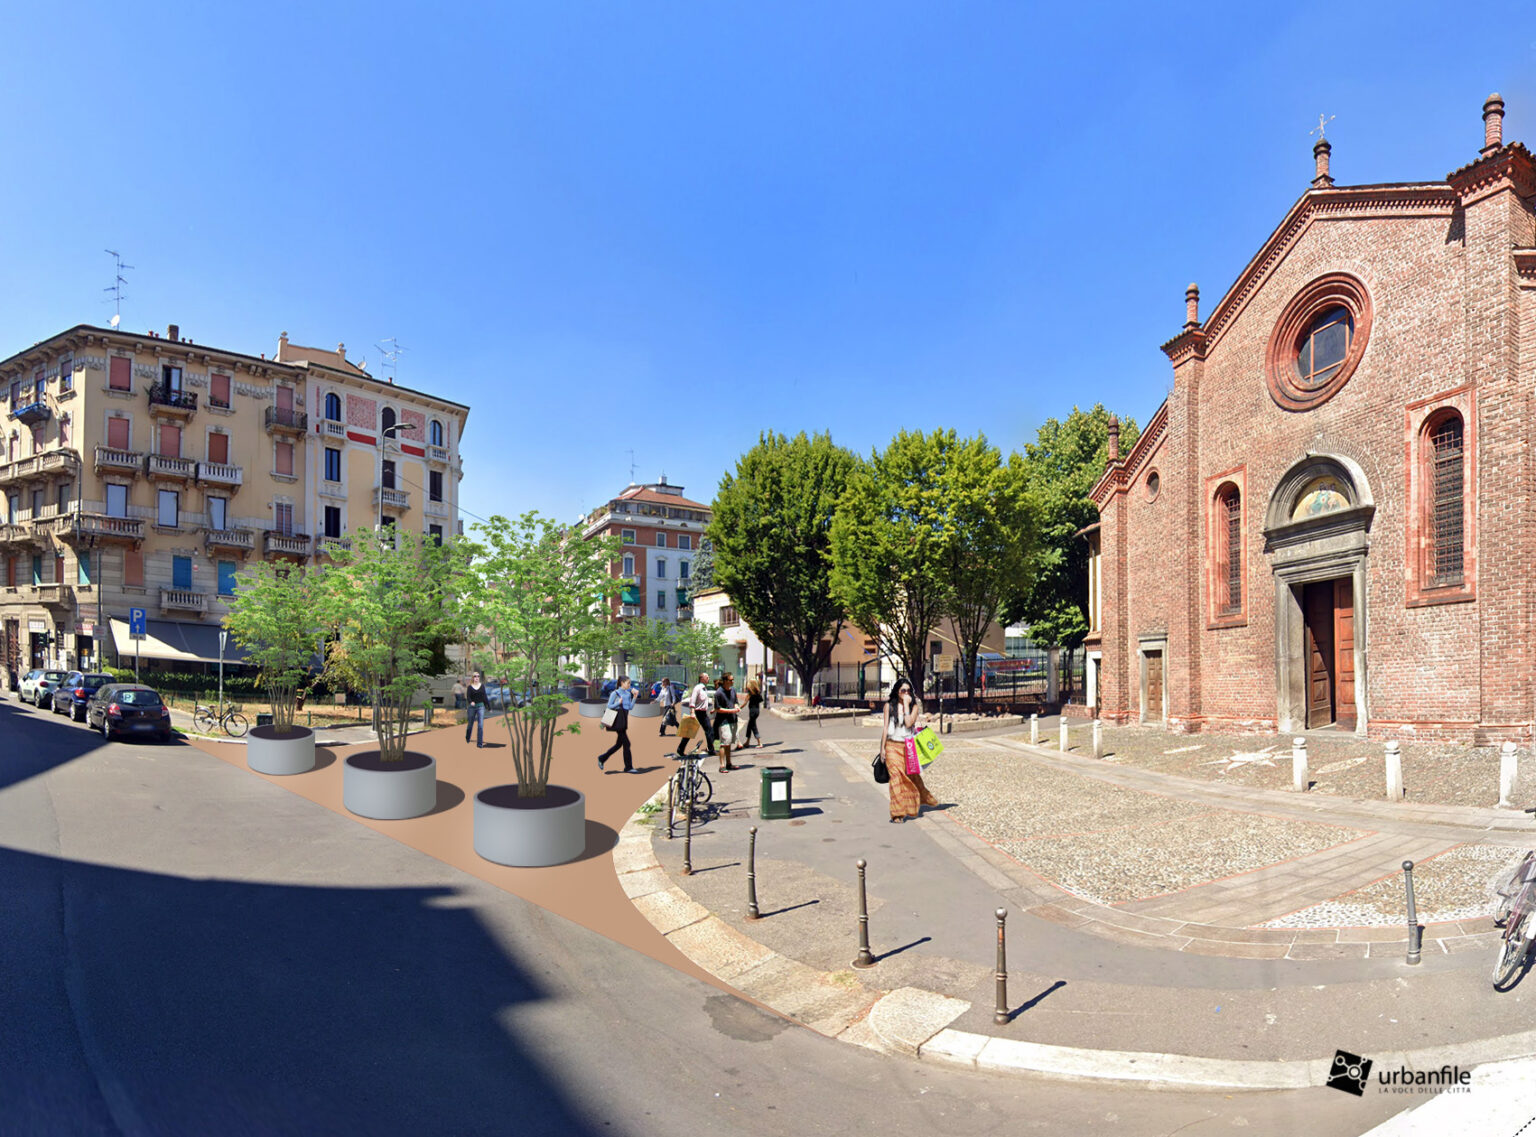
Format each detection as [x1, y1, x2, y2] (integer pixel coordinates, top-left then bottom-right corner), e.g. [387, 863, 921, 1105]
[94, 445, 145, 476]
[264, 406, 308, 435]
[204, 527, 255, 555]
[8, 400, 51, 426]
[263, 531, 310, 558]
[0, 450, 79, 486]
[159, 587, 208, 614]
[316, 535, 352, 559]
[22, 583, 69, 608]
[373, 486, 411, 511]
[0, 521, 41, 546]
[60, 513, 145, 545]
[424, 498, 450, 519]
[147, 385, 198, 415]
[145, 453, 197, 482]
[196, 461, 244, 491]
[320, 418, 347, 439]
[427, 445, 451, 465]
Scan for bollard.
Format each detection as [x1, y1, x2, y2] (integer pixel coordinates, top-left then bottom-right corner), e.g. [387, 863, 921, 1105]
[1030, 713, 1039, 746]
[1092, 719, 1103, 759]
[1292, 737, 1308, 793]
[1501, 742, 1518, 809]
[852, 859, 876, 968]
[1403, 860, 1422, 965]
[994, 908, 1010, 1025]
[682, 784, 694, 875]
[667, 776, 675, 839]
[1059, 719, 1069, 752]
[1385, 740, 1404, 802]
[746, 826, 760, 920]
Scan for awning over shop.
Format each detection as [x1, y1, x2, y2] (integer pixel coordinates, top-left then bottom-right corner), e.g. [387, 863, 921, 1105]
[109, 616, 252, 665]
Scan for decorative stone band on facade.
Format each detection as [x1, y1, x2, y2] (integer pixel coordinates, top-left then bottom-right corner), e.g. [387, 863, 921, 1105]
[1263, 273, 1372, 413]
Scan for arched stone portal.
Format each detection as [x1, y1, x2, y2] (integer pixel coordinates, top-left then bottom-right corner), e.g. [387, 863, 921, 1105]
[1263, 454, 1374, 735]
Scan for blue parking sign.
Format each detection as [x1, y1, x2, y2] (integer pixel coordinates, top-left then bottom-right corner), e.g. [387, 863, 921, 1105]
[129, 608, 146, 637]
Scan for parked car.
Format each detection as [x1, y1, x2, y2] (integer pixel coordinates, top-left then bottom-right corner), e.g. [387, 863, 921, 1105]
[52, 672, 116, 721]
[19, 668, 69, 709]
[87, 683, 174, 743]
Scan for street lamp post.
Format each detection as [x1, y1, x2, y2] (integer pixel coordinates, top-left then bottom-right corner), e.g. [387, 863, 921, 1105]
[376, 422, 412, 532]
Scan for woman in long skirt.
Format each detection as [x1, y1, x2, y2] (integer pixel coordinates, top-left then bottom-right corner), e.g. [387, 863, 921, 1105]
[882, 677, 938, 822]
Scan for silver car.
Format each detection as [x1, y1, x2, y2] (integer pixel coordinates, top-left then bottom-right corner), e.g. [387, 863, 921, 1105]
[19, 668, 69, 709]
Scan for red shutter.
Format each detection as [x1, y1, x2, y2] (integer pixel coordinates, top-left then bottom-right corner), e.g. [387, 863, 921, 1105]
[54, 556, 64, 585]
[208, 432, 229, 464]
[159, 424, 181, 458]
[276, 442, 293, 476]
[277, 386, 293, 412]
[211, 373, 231, 406]
[124, 549, 144, 587]
[109, 357, 131, 390]
[106, 417, 130, 450]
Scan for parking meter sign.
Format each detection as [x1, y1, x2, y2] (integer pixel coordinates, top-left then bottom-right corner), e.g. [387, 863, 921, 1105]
[129, 608, 147, 639]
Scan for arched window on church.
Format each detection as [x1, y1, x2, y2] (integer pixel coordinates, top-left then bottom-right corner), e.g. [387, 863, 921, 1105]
[1215, 484, 1242, 617]
[1426, 412, 1465, 589]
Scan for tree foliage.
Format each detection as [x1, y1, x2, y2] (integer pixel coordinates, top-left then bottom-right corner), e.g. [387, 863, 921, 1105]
[222, 561, 323, 734]
[461, 514, 624, 796]
[671, 618, 727, 680]
[1009, 404, 1138, 648]
[687, 537, 715, 599]
[710, 431, 861, 703]
[620, 616, 675, 693]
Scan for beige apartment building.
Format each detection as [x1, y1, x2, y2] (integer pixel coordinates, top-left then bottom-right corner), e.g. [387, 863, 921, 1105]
[0, 323, 468, 684]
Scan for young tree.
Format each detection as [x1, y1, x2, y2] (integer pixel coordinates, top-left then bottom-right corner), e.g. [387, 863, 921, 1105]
[619, 616, 675, 695]
[464, 513, 623, 797]
[710, 431, 860, 707]
[672, 618, 727, 680]
[830, 429, 964, 696]
[222, 561, 323, 734]
[319, 528, 458, 762]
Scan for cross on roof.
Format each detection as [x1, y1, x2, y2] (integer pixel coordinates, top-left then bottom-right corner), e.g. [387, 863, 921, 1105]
[1311, 113, 1335, 141]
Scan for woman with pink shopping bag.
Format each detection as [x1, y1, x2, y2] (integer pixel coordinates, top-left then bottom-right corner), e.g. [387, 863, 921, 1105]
[881, 677, 939, 823]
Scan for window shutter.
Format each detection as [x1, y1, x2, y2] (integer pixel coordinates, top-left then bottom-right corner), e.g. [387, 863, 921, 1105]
[172, 556, 192, 590]
[159, 424, 181, 458]
[211, 373, 231, 406]
[124, 549, 144, 587]
[208, 432, 229, 464]
[109, 357, 131, 390]
[106, 417, 129, 450]
[276, 442, 293, 476]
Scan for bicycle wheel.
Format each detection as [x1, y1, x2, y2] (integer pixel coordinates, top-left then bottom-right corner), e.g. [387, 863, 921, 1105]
[1493, 915, 1530, 989]
[193, 707, 217, 733]
[691, 770, 713, 806]
[223, 711, 249, 738]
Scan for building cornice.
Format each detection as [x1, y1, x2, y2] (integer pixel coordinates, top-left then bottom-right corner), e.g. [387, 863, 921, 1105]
[1090, 399, 1167, 507]
[1447, 143, 1536, 203]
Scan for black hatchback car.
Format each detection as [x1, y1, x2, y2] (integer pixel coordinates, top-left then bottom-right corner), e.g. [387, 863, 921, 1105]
[87, 684, 174, 743]
[52, 672, 116, 722]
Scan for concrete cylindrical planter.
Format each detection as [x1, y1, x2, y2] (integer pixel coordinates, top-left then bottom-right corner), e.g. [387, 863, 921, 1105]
[474, 784, 586, 867]
[343, 752, 437, 820]
[247, 724, 316, 775]
[577, 699, 608, 719]
[629, 701, 662, 718]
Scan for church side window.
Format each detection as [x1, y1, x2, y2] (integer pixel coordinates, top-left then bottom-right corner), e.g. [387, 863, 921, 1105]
[1427, 413, 1465, 589]
[1215, 484, 1243, 617]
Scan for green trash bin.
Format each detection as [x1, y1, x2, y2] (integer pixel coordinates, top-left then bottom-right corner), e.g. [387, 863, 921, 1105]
[256, 712, 274, 728]
[760, 766, 793, 820]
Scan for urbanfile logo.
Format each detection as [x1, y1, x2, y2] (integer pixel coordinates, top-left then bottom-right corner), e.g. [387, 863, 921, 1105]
[1327, 1050, 1373, 1096]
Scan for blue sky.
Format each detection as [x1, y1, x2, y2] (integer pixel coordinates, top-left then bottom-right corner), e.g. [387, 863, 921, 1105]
[2, 3, 1532, 527]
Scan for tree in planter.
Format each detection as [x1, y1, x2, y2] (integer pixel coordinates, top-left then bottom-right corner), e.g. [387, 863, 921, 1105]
[619, 616, 675, 697]
[222, 561, 323, 734]
[672, 618, 727, 682]
[463, 513, 623, 797]
[319, 527, 459, 762]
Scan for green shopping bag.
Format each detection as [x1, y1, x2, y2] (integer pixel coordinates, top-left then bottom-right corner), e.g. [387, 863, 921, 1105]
[914, 726, 943, 767]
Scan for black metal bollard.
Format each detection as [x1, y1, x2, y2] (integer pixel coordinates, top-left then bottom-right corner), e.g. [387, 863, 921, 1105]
[1403, 860, 1421, 965]
[852, 859, 875, 968]
[994, 908, 1010, 1024]
[682, 785, 694, 876]
[747, 826, 760, 920]
[666, 776, 674, 840]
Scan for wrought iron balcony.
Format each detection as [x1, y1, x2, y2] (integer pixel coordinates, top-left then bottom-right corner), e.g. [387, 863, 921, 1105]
[264, 406, 308, 434]
[263, 531, 310, 558]
[147, 385, 198, 414]
[159, 587, 208, 613]
[9, 401, 51, 426]
[204, 527, 255, 554]
[196, 461, 244, 491]
[145, 453, 197, 482]
[94, 446, 145, 476]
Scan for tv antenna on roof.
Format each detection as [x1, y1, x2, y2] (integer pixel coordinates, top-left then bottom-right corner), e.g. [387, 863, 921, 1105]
[104, 249, 133, 327]
[626, 449, 638, 483]
[376, 338, 407, 383]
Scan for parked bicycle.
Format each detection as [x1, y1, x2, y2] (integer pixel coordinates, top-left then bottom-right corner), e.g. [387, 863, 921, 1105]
[194, 702, 249, 738]
[1491, 806, 1536, 990]
[671, 753, 713, 813]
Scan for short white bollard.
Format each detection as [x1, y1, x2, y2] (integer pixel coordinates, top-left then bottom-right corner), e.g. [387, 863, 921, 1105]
[1292, 737, 1308, 792]
[1500, 742, 1518, 809]
[1030, 713, 1039, 746]
[1059, 719, 1070, 752]
[1092, 719, 1104, 759]
[1385, 740, 1404, 802]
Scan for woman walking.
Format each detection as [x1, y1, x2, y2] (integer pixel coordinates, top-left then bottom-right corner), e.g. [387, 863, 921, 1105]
[464, 671, 489, 748]
[657, 677, 678, 737]
[598, 675, 637, 773]
[713, 672, 742, 772]
[742, 679, 764, 748]
[882, 677, 938, 822]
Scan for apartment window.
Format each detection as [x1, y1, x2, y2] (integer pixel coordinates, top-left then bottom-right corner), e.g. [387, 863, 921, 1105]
[124, 548, 144, 587]
[30, 425, 42, 454]
[58, 354, 72, 391]
[29, 488, 42, 518]
[158, 424, 181, 458]
[209, 496, 228, 531]
[33, 370, 44, 401]
[381, 459, 395, 490]
[429, 419, 444, 446]
[680, 559, 690, 579]
[324, 392, 342, 421]
[679, 534, 691, 551]
[59, 415, 70, 445]
[323, 506, 342, 539]
[656, 591, 666, 610]
[324, 447, 341, 482]
[656, 531, 667, 547]
[207, 431, 229, 465]
[217, 561, 237, 596]
[157, 489, 180, 528]
[721, 606, 739, 628]
[274, 502, 294, 536]
[172, 555, 192, 590]
[53, 554, 64, 585]
[77, 552, 91, 586]
[108, 357, 131, 391]
[32, 555, 42, 586]
[5, 494, 15, 523]
[275, 441, 294, 477]
[656, 558, 667, 578]
[429, 470, 443, 502]
[4, 556, 13, 587]
[429, 524, 443, 546]
[381, 406, 396, 434]
[622, 554, 635, 576]
[56, 483, 70, 512]
[106, 416, 130, 451]
[210, 373, 231, 408]
[161, 365, 182, 394]
[105, 484, 128, 518]
[7, 380, 18, 405]
[621, 528, 636, 545]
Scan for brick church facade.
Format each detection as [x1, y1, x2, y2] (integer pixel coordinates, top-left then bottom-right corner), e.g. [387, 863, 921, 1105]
[1087, 95, 1536, 743]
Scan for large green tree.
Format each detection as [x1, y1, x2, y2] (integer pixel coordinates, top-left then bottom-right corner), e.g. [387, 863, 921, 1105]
[1009, 405, 1139, 653]
[710, 431, 861, 705]
[672, 618, 728, 681]
[223, 561, 323, 734]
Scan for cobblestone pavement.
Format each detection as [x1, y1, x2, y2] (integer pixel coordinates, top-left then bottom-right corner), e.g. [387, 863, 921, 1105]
[1010, 722, 1535, 809]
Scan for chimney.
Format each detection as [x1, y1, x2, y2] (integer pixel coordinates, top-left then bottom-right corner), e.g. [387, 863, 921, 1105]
[337, 342, 346, 360]
[167, 324, 179, 342]
[1483, 92, 1505, 156]
[1312, 138, 1333, 188]
[1107, 415, 1120, 463]
[1184, 283, 1200, 329]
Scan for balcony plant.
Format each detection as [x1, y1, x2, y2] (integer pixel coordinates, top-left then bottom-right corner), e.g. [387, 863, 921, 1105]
[319, 526, 459, 819]
[222, 561, 323, 775]
[460, 513, 622, 866]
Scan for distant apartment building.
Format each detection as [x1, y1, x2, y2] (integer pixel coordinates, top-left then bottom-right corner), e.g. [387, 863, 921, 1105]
[582, 477, 709, 626]
[0, 323, 468, 683]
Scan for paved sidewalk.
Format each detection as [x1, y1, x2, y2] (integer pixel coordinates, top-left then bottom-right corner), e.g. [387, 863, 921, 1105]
[617, 729, 1536, 1089]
